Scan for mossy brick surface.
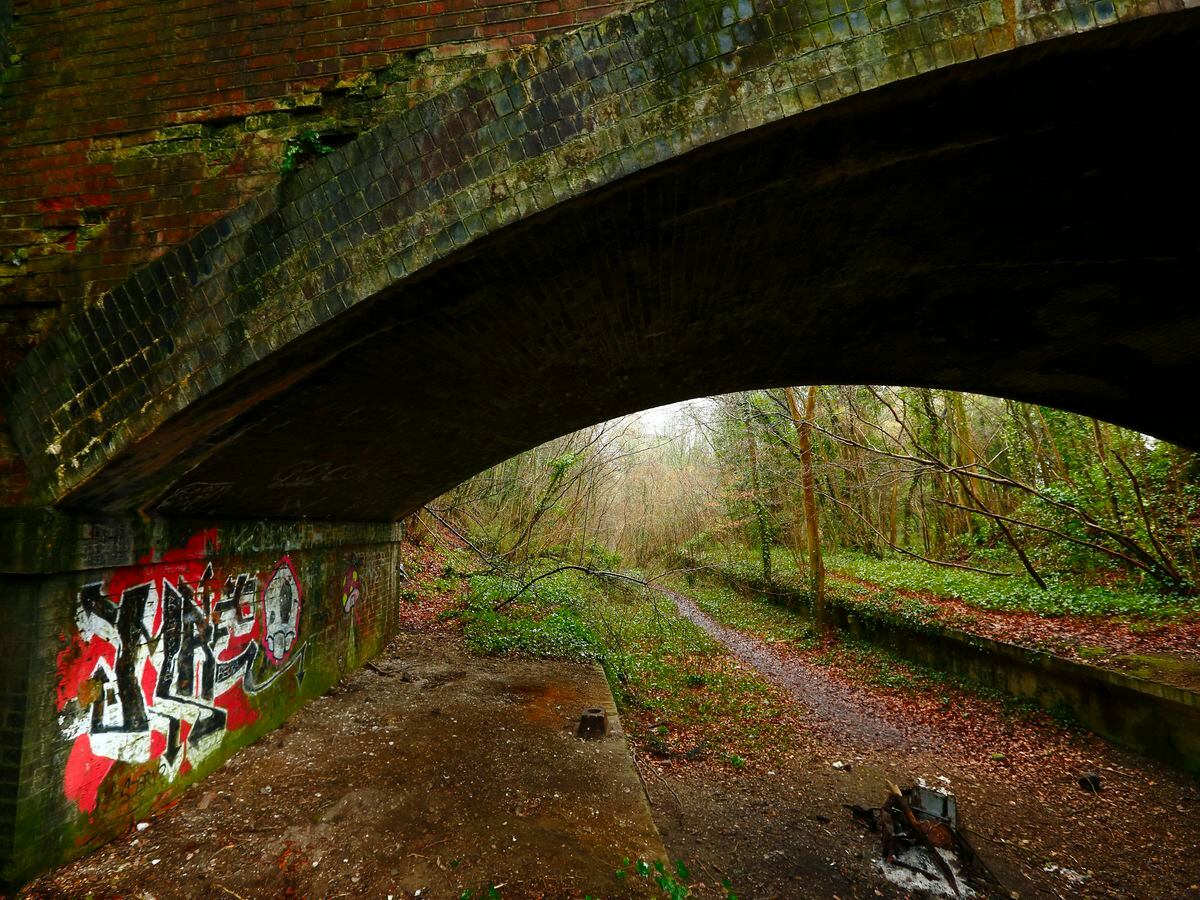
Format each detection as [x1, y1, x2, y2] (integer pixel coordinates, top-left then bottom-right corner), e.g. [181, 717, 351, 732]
[0, 0, 641, 502]
[0, 512, 409, 890]
[3, 0, 1197, 519]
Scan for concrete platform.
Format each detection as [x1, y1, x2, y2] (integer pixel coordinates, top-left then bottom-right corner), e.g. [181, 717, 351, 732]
[24, 633, 665, 898]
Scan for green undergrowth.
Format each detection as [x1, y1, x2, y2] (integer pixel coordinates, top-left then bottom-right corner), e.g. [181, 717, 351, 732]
[447, 563, 795, 762]
[453, 569, 605, 661]
[826, 550, 1190, 619]
[597, 588, 791, 758]
[665, 577, 819, 647]
[686, 545, 1192, 619]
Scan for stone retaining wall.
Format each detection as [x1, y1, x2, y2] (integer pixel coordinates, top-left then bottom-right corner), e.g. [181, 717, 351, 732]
[692, 562, 1200, 778]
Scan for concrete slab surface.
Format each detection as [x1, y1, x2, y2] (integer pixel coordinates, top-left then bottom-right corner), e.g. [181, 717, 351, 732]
[24, 633, 665, 898]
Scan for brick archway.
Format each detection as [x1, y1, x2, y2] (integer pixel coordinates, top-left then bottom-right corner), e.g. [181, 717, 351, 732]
[7, 0, 1199, 519]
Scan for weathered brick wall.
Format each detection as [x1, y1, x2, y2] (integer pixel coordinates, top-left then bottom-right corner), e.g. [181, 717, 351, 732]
[0, 1, 13, 72]
[0, 0, 635, 501]
[0, 516, 409, 888]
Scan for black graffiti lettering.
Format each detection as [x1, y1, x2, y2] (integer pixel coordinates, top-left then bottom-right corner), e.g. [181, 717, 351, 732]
[80, 581, 150, 734]
[212, 572, 259, 683]
[162, 717, 181, 766]
[157, 571, 228, 757]
[215, 642, 258, 684]
[71, 557, 302, 776]
[215, 573, 257, 623]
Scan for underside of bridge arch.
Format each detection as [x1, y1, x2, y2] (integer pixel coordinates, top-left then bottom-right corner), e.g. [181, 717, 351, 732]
[8, 4, 1200, 889]
[19, 10, 1200, 520]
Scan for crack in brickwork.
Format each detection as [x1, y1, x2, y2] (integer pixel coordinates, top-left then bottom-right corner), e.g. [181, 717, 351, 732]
[0, 0, 635, 313]
[0, 20, 635, 306]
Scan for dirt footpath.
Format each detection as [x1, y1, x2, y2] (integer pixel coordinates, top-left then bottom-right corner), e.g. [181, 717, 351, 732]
[640, 587, 1200, 900]
[22, 567, 1200, 900]
[23, 633, 664, 899]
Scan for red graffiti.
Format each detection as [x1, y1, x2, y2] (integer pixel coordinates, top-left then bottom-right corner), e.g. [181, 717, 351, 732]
[55, 529, 217, 716]
[214, 684, 257, 732]
[55, 630, 115, 713]
[57, 532, 312, 820]
[63, 735, 117, 815]
[55, 531, 309, 815]
[140, 657, 158, 709]
[105, 528, 217, 603]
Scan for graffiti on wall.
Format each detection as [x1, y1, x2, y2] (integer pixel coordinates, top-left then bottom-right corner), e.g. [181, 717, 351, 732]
[341, 558, 362, 616]
[262, 556, 302, 663]
[55, 531, 308, 815]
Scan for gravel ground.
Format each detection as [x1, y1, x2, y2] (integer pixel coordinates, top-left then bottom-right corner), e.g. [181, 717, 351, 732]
[640, 585, 1200, 899]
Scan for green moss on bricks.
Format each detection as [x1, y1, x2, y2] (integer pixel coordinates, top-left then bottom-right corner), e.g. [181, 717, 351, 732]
[0, 519, 406, 890]
[12, 0, 1185, 512]
[1113, 653, 1200, 689]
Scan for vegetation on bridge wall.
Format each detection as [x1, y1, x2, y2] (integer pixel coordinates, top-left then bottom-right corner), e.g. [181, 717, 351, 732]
[0, 0, 633, 359]
[0, 0, 635, 503]
[0, 523, 409, 889]
[0, 0, 12, 74]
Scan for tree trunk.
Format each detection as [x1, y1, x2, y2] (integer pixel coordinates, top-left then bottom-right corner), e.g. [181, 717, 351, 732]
[786, 386, 825, 618]
[949, 391, 977, 542]
[741, 396, 772, 584]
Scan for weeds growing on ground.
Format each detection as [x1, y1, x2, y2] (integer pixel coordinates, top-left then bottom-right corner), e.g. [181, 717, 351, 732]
[685, 545, 1191, 619]
[446, 566, 795, 763]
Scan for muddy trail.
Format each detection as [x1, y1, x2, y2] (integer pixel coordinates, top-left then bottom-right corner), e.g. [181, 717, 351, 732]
[654, 584, 916, 751]
[643, 582, 1200, 899]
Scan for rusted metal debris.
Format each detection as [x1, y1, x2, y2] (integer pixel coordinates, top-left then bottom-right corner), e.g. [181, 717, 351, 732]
[846, 779, 1001, 898]
[884, 781, 960, 895]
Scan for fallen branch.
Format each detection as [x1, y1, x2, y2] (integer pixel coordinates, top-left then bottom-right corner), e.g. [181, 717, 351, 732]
[494, 564, 653, 610]
[421, 506, 497, 571]
[1114, 451, 1185, 585]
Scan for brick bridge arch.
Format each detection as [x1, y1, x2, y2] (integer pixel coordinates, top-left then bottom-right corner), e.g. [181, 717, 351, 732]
[6, 0, 1199, 520]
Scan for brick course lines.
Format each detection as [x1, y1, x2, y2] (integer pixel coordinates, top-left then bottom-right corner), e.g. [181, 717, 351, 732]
[0, 0, 636, 422]
[5, 0, 1184, 509]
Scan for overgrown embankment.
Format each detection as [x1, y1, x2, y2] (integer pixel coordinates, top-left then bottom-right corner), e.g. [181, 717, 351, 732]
[446, 556, 805, 770]
[684, 545, 1200, 679]
[676, 546, 1200, 776]
[393, 531, 1200, 898]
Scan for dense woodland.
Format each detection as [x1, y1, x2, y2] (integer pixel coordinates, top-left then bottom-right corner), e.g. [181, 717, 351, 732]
[432, 387, 1200, 619]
